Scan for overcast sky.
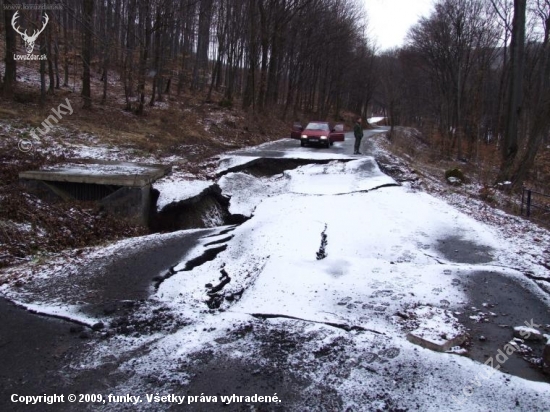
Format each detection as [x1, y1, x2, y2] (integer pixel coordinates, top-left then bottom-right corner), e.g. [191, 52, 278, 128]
[364, 0, 435, 51]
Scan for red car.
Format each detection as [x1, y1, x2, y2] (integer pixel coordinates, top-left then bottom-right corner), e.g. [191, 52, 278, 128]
[300, 121, 345, 148]
[290, 122, 303, 139]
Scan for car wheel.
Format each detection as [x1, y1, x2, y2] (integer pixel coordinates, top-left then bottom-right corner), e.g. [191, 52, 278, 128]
[325, 141, 330, 148]
[300, 140, 306, 147]
[330, 141, 334, 146]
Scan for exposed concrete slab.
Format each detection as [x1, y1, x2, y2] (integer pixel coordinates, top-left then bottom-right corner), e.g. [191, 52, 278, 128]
[19, 159, 171, 187]
[19, 159, 172, 226]
[407, 330, 467, 352]
[403, 305, 468, 353]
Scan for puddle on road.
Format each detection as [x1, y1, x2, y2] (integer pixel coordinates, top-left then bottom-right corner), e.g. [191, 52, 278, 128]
[457, 271, 550, 383]
[437, 235, 494, 264]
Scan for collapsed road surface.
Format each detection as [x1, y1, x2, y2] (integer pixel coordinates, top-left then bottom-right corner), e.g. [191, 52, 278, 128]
[1, 129, 550, 411]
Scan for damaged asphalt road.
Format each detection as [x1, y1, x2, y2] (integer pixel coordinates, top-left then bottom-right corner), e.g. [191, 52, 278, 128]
[3, 226, 236, 317]
[1, 128, 550, 411]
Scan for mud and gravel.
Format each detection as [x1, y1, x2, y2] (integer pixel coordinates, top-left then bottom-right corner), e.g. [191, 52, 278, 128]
[458, 271, 550, 383]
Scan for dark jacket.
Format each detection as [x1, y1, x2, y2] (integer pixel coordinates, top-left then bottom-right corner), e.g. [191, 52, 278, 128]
[354, 122, 364, 139]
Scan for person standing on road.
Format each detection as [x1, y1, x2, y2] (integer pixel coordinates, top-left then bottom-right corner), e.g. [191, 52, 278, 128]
[353, 117, 364, 155]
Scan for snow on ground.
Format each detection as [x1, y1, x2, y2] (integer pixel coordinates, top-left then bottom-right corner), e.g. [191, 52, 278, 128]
[281, 149, 359, 160]
[286, 158, 396, 195]
[3, 132, 550, 409]
[372, 133, 550, 282]
[215, 139, 356, 174]
[153, 179, 213, 210]
[8, 301, 102, 327]
[368, 116, 385, 124]
[218, 172, 287, 216]
[82, 154, 549, 410]
[0, 61, 42, 87]
[1, 117, 186, 166]
[0, 228, 213, 320]
[158, 171, 503, 321]
[65, 141, 134, 161]
[41, 162, 159, 176]
[215, 154, 261, 175]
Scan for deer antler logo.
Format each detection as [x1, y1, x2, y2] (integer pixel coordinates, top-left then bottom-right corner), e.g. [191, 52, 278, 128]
[11, 11, 49, 54]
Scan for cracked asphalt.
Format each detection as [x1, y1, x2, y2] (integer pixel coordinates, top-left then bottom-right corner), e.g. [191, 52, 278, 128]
[1, 129, 549, 411]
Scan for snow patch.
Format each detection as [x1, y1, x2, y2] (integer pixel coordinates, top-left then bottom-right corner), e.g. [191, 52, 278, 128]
[154, 180, 213, 211]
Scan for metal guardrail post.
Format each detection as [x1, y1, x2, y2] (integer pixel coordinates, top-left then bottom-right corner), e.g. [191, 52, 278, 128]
[520, 188, 550, 222]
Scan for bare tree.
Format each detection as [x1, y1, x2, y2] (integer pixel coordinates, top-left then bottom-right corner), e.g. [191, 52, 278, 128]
[82, 0, 94, 109]
[40, 11, 47, 105]
[135, 0, 151, 115]
[408, 0, 498, 159]
[191, 0, 213, 91]
[123, 0, 136, 110]
[510, 0, 550, 188]
[377, 50, 403, 139]
[0, 0, 383, 122]
[3, 3, 17, 97]
[490, 0, 513, 140]
[101, 0, 112, 104]
[496, 0, 526, 181]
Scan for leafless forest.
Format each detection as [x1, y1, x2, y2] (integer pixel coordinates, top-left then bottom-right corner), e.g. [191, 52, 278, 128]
[1, 0, 549, 189]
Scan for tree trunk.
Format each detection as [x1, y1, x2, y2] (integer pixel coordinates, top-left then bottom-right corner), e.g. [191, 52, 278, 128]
[177, 0, 195, 95]
[511, 19, 550, 188]
[113, 0, 121, 65]
[191, 0, 213, 91]
[47, 22, 55, 93]
[82, 0, 94, 109]
[102, 0, 112, 104]
[124, 0, 136, 110]
[150, 5, 163, 106]
[63, 6, 69, 87]
[40, 21, 47, 105]
[3, 5, 17, 97]
[136, 0, 151, 115]
[257, 0, 269, 110]
[53, 35, 60, 89]
[242, 0, 258, 111]
[497, 0, 526, 181]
